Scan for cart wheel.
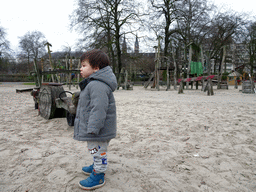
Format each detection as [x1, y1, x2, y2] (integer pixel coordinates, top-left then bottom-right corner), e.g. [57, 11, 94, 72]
[39, 85, 66, 119]
[66, 111, 75, 126]
[39, 86, 52, 119]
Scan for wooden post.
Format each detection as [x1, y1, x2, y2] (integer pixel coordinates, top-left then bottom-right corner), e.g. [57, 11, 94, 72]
[33, 59, 41, 87]
[203, 79, 208, 92]
[178, 81, 183, 94]
[76, 59, 81, 89]
[200, 45, 204, 73]
[41, 58, 44, 83]
[201, 80, 204, 91]
[156, 37, 161, 91]
[66, 55, 68, 87]
[44, 42, 55, 82]
[166, 60, 170, 90]
[124, 70, 128, 90]
[117, 68, 124, 89]
[164, 56, 170, 91]
[207, 79, 211, 95]
[69, 57, 72, 90]
[172, 42, 177, 90]
[144, 70, 155, 89]
[186, 43, 192, 89]
[218, 46, 226, 89]
[152, 46, 158, 89]
[129, 62, 132, 81]
[208, 78, 214, 96]
[235, 79, 238, 89]
[249, 73, 255, 93]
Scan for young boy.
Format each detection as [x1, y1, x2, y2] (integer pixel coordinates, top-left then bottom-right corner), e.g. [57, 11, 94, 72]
[74, 49, 117, 190]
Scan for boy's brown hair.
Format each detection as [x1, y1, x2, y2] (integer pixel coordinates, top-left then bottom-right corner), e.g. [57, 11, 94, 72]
[80, 49, 110, 69]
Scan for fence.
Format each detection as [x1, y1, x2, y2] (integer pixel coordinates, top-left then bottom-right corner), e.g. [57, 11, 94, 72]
[0, 74, 33, 82]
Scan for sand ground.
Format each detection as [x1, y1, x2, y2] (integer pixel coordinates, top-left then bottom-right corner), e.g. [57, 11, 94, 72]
[0, 82, 256, 192]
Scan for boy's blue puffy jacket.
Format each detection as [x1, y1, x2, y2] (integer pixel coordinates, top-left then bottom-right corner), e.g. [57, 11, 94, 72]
[74, 66, 117, 141]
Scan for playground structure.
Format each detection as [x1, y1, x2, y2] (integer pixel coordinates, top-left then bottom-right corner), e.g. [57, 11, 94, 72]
[117, 68, 134, 90]
[242, 73, 255, 94]
[31, 42, 81, 90]
[22, 38, 255, 125]
[177, 75, 216, 95]
[144, 38, 175, 91]
[142, 38, 254, 96]
[28, 42, 81, 126]
[29, 42, 135, 125]
[30, 61, 81, 125]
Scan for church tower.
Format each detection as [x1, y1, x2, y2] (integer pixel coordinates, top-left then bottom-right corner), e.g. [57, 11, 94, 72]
[134, 34, 139, 54]
[122, 35, 127, 53]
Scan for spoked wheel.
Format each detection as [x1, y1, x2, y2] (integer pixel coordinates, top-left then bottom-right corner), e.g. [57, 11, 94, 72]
[38, 85, 66, 119]
[39, 86, 52, 119]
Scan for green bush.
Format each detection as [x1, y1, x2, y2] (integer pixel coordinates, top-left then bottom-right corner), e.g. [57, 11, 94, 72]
[0, 74, 34, 82]
[222, 75, 227, 81]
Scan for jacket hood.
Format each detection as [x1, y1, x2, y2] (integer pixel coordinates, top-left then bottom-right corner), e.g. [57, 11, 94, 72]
[88, 66, 117, 92]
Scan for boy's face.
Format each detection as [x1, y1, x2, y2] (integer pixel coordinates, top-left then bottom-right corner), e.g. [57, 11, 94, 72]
[80, 60, 99, 78]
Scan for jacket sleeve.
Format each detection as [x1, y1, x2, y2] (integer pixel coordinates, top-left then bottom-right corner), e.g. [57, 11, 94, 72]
[87, 81, 110, 135]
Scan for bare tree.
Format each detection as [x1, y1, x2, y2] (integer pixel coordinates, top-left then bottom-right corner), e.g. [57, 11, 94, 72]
[0, 25, 12, 72]
[18, 31, 47, 71]
[200, 12, 245, 92]
[174, 0, 215, 74]
[243, 21, 256, 78]
[0, 25, 11, 58]
[148, 0, 180, 57]
[70, 0, 139, 77]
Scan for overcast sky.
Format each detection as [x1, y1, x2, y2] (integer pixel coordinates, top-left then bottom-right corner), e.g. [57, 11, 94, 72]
[1, 0, 256, 57]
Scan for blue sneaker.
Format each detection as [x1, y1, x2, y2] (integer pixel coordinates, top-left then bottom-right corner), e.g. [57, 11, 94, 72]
[82, 164, 94, 175]
[79, 170, 105, 190]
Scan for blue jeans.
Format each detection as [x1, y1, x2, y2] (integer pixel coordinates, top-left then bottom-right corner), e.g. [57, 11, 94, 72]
[87, 140, 110, 173]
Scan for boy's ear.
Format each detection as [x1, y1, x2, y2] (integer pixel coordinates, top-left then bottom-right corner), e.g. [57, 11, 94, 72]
[93, 67, 100, 72]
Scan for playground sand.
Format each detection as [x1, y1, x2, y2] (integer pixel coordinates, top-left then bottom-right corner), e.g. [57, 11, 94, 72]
[0, 82, 256, 192]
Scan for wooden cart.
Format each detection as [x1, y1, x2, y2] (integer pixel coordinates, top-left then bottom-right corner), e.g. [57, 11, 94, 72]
[31, 83, 79, 126]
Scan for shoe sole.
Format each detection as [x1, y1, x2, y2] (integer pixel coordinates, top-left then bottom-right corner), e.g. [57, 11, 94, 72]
[78, 181, 105, 190]
[82, 171, 91, 176]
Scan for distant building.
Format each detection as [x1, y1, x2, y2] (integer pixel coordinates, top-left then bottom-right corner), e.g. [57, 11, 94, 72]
[122, 35, 127, 54]
[134, 34, 139, 54]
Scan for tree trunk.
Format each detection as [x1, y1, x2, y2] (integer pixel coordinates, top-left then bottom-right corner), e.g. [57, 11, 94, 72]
[186, 44, 192, 89]
[178, 81, 183, 94]
[200, 45, 204, 74]
[156, 37, 161, 91]
[207, 78, 214, 96]
[217, 46, 226, 89]
[235, 79, 238, 89]
[27, 55, 30, 73]
[166, 61, 170, 91]
[69, 58, 72, 90]
[33, 59, 41, 87]
[205, 56, 214, 96]
[172, 44, 177, 90]
[152, 47, 158, 89]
